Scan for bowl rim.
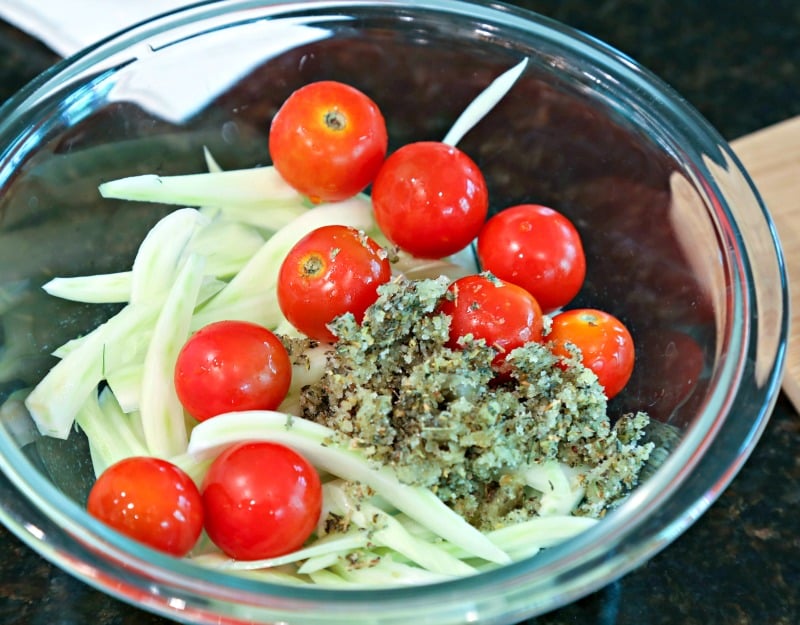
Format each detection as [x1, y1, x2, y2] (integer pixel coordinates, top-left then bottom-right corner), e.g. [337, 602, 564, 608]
[0, 0, 788, 622]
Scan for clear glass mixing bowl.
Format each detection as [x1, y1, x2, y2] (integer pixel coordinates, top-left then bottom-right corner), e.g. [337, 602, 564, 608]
[0, 1, 787, 623]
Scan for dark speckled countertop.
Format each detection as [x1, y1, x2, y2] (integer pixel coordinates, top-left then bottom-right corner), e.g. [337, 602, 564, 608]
[1, 1, 800, 624]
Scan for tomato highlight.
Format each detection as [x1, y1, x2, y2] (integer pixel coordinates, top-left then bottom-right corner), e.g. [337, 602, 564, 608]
[87, 456, 204, 557]
[439, 274, 544, 371]
[548, 308, 635, 399]
[269, 80, 388, 202]
[477, 204, 585, 313]
[277, 224, 391, 342]
[201, 441, 322, 560]
[174, 320, 292, 422]
[372, 141, 489, 259]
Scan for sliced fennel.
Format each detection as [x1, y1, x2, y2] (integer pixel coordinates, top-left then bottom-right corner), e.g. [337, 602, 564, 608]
[139, 253, 206, 458]
[43, 272, 132, 304]
[322, 480, 477, 576]
[130, 208, 206, 304]
[524, 460, 586, 516]
[203, 146, 224, 173]
[392, 250, 475, 281]
[25, 301, 160, 439]
[442, 57, 528, 147]
[77, 387, 149, 476]
[182, 218, 266, 279]
[43, 219, 264, 305]
[486, 515, 598, 560]
[329, 553, 456, 587]
[187, 410, 511, 565]
[192, 531, 369, 571]
[98, 165, 303, 209]
[286, 343, 331, 391]
[198, 203, 308, 233]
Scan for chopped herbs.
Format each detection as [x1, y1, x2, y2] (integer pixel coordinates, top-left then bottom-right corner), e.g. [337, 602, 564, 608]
[299, 276, 653, 531]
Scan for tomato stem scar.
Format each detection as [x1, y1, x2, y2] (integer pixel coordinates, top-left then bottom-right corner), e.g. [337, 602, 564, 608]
[325, 109, 347, 131]
[302, 253, 325, 278]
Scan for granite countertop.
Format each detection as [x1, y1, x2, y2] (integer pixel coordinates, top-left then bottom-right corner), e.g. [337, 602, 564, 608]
[1, 1, 799, 624]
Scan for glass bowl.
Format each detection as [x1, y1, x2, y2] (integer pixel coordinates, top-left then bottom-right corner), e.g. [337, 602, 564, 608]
[0, 1, 787, 623]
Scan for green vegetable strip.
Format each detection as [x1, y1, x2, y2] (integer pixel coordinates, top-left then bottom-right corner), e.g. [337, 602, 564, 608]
[288, 344, 332, 392]
[183, 219, 266, 278]
[98, 166, 304, 209]
[486, 515, 598, 556]
[305, 569, 347, 587]
[203, 146, 224, 173]
[99, 388, 147, 452]
[191, 196, 375, 330]
[206, 564, 310, 585]
[523, 461, 586, 516]
[442, 57, 528, 147]
[192, 532, 369, 571]
[140, 253, 207, 458]
[384, 506, 596, 563]
[295, 552, 344, 575]
[130, 208, 205, 304]
[25, 301, 159, 438]
[76, 388, 149, 476]
[43, 272, 132, 304]
[199, 203, 308, 233]
[323, 481, 477, 576]
[330, 554, 455, 587]
[276, 393, 302, 417]
[104, 363, 143, 413]
[391, 254, 473, 281]
[187, 411, 511, 565]
[49, 307, 154, 366]
[42, 221, 261, 306]
[168, 452, 214, 486]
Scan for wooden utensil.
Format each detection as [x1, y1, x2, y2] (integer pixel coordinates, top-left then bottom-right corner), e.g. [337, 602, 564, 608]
[731, 116, 800, 410]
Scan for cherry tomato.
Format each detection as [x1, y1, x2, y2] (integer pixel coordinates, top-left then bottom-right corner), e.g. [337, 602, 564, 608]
[87, 456, 203, 557]
[476, 204, 586, 313]
[277, 224, 391, 342]
[269, 80, 388, 202]
[201, 441, 322, 560]
[174, 320, 291, 422]
[438, 274, 544, 370]
[548, 308, 635, 399]
[371, 141, 489, 259]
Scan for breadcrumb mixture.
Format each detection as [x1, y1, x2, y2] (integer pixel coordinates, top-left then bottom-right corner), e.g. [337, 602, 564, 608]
[297, 275, 653, 531]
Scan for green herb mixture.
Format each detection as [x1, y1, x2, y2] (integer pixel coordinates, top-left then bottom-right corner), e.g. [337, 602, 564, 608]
[287, 276, 653, 531]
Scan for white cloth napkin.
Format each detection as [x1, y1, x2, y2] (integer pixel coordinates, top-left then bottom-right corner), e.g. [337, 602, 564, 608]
[0, 0, 195, 57]
[0, 0, 331, 124]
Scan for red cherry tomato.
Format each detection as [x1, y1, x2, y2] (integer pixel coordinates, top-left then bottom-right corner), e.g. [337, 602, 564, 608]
[174, 320, 292, 422]
[439, 274, 544, 370]
[548, 308, 635, 399]
[269, 80, 388, 202]
[371, 141, 489, 259]
[277, 224, 391, 342]
[477, 204, 586, 313]
[87, 456, 203, 557]
[201, 441, 322, 560]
